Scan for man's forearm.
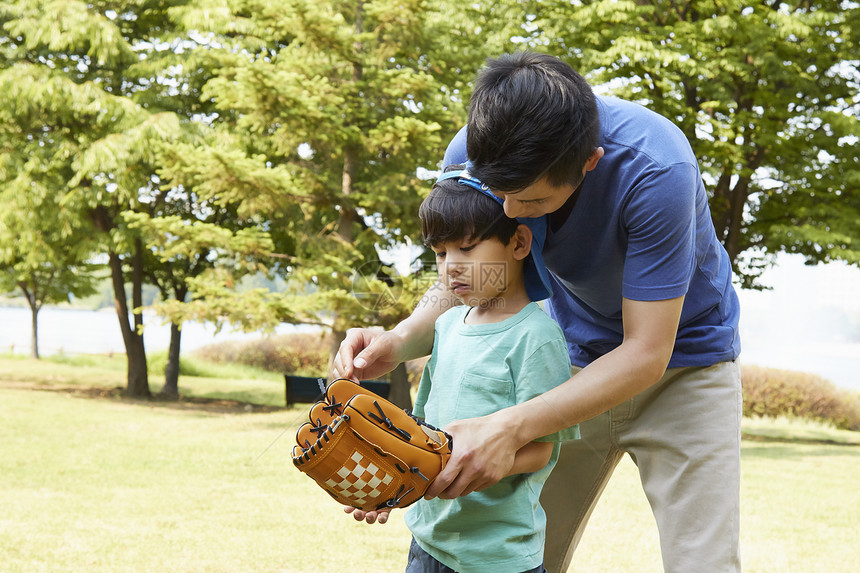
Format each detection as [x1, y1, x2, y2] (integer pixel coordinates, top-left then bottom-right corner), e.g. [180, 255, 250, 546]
[503, 295, 684, 444]
[500, 338, 672, 448]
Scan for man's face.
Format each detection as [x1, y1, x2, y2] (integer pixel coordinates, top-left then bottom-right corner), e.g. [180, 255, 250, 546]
[491, 176, 579, 219]
[490, 146, 604, 219]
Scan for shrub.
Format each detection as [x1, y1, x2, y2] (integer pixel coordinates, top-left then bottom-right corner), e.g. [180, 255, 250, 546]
[742, 364, 860, 431]
[193, 332, 332, 377]
[193, 332, 430, 385]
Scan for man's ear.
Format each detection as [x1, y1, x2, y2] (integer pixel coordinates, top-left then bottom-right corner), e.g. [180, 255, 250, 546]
[512, 225, 533, 261]
[584, 147, 604, 173]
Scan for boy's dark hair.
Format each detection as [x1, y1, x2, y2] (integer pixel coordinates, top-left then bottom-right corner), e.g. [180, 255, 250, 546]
[420, 165, 519, 247]
[466, 52, 600, 192]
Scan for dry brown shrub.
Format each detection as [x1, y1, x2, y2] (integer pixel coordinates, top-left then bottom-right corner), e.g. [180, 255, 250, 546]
[193, 332, 332, 377]
[193, 332, 429, 386]
[742, 364, 860, 431]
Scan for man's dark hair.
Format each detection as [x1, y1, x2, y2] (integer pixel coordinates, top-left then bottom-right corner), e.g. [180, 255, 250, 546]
[419, 165, 519, 247]
[467, 52, 600, 192]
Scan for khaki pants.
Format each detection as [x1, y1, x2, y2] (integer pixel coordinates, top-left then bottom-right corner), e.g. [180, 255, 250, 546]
[542, 362, 742, 573]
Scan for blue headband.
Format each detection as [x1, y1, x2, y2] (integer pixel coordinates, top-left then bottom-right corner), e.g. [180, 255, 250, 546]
[436, 168, 503, 207]
[434, 167, 554, 302]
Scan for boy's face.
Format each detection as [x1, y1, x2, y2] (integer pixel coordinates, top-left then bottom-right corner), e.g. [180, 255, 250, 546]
[430, 236, 519, 307]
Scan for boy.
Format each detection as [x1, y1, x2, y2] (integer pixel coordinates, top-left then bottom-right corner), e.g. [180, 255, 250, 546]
[348, 166, 578, 573]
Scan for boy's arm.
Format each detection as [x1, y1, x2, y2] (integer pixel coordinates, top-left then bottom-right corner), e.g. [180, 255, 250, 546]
[427, 295, 685, 499]
[332, 281, 456, 381]
[508, 441, 554, 476]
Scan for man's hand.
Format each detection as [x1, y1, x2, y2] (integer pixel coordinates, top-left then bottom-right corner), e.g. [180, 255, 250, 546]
[424, 412, 522, 499]
[343, 506, 391, 525]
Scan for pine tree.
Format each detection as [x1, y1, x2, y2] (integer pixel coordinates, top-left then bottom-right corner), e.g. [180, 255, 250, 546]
[1, 1, 191, 395]
[157, 0, 515, 403]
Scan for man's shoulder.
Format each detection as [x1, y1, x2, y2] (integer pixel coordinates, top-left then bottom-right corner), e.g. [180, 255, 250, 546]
[596, 95, 696, 168]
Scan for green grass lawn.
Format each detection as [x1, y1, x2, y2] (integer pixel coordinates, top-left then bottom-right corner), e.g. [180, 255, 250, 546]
[1, 358, 858, 572]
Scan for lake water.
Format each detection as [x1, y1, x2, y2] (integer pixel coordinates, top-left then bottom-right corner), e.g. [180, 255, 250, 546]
[1, 290, 858, 393]
[0, 306, 316, 357]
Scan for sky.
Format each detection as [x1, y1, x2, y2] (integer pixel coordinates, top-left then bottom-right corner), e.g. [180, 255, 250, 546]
[736, 253, 860, 391]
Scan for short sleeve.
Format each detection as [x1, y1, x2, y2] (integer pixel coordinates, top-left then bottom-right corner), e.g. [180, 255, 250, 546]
[515, 338, 580, 443]
[621, 162, 698, 301]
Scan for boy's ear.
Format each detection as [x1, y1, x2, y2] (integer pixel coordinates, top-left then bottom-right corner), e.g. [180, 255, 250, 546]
[513, 224, 533, 261]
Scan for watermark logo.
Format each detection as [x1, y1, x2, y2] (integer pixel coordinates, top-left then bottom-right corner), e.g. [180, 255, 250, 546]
[479, 262, 507, 292]
[349, 259, 437, 312]
[350, 260, 402, 312]
[349, 260, 511, 312]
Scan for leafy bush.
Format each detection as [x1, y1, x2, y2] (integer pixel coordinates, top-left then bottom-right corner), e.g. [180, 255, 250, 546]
[192, 332, 333, 377]
[742, 364, 860, 431]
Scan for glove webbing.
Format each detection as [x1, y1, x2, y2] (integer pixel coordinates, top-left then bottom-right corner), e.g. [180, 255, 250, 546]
[366, 400, 412, 441]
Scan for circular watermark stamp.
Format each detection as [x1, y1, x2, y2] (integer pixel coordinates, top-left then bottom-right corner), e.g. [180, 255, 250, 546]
[350, 260, 401, 312]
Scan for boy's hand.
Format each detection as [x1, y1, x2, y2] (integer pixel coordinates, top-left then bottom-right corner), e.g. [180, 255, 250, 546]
[331, 327, 403, 382]
[343, 505, 390, 525]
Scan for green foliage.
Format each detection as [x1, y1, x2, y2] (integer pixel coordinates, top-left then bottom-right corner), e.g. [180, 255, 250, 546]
[0, 62, 107, 356]
[742, 364, 860, 431]
[152, 0, 522, 336]
[527, 0, 860, 287]
[3, 0, 858, 393]
[0, 0, 210, 393]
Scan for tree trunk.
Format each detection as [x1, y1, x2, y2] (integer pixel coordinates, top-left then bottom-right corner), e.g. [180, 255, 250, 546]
[19, 284, 41, 359]
[29, 300, 39, 360]
[723, 177, 750, 263]
[329, 329, 347, 378]
[108, 250, 150, 398]
[388, 362, 412, 410]
[161, 322, 182, 398]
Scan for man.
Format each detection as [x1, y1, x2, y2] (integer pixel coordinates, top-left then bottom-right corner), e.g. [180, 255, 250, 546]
[333, 52, 741, 573]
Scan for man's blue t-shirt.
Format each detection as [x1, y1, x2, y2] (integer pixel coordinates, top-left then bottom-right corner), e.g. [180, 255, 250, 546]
[443, 96, 741, 368]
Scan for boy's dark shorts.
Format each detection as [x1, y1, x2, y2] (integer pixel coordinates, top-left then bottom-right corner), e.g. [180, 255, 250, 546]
[406, 537, 546, 573]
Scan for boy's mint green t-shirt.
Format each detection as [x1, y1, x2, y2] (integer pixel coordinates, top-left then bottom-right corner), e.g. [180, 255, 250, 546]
[405, 303, 579, 573]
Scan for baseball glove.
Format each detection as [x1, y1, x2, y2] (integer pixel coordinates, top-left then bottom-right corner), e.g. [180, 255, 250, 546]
[292, 378, 452, 511]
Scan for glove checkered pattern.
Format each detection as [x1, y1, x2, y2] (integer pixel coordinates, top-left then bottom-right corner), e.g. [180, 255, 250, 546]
[292, 378, 452, 511]
[325, 451, 394, 507]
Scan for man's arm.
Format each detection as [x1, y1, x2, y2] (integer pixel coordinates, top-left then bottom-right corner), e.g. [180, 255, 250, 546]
[426, 295, 685, 499]
[346, 439, 554, 525]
